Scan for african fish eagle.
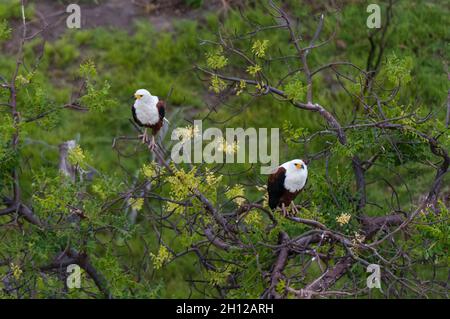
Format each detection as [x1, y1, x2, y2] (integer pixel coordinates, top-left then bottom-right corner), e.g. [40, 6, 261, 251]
[267, 159, 308, 216]
[132, 89, 166, 149]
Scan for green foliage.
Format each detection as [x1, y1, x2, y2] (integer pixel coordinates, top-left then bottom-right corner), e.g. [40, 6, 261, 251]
[184, 0, 203, 8]
[209, 74, 227, 93]
[0, 1, 34, 20]
[225, 184, 245, 206]
[0, 0, 447, 299]
[0, 114, 16, 177]
[67, 144, 89, 169]
[79, 59, 97, 78]
[282, 120, 309, 147]
[44, 37, 80, 68]
[205, 267, 231, 286]
[383, 53, 413, 86]
[413, 202, 449, 265]
[251, 39, 269, 58]
[246, 64, 262, 76]
[0, 20, 11, 43]
[150, 245, 173, 270]
[206, 48, 228, 70]
[77, 60, 117, 112]
[80, 80, 116, 112]
[284, 75, 306, 101]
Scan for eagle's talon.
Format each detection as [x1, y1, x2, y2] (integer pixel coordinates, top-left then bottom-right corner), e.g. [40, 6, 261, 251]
[138, 134, 147, 143]
[281, 203, 288, 217]
[290, 203, 299, 216]
[148, 136, 156, 150]
[139, 128, 149, 144]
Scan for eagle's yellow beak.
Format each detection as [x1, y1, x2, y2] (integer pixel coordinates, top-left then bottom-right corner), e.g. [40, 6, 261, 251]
[135, 94, 143, 100]
[295, 163, 303, 169]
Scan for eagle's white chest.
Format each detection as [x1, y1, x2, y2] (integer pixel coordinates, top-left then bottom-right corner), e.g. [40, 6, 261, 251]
[281, 165, 308, 193]
[134, 97, 159, 125]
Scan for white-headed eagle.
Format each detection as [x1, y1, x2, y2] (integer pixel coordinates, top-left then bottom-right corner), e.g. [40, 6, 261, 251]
[267, 159, 308, 216]
[132, 89, 166, 149]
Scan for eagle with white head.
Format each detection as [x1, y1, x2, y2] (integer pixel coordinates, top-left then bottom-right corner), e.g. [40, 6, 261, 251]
[132, 89, 166, 149]
[267, 159, 308, 216]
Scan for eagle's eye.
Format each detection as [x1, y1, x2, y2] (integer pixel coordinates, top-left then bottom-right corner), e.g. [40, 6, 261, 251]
[294, 163, 303, 169]
[135, 94, 143, 100]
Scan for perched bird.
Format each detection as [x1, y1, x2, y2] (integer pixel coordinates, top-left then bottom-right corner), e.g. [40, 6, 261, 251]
[132, 89, 166, 149]
[267, 159, 308, 216]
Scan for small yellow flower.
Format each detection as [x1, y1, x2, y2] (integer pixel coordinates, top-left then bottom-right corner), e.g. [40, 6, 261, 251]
[68, 145, 87, 168]
[166, 201, 182, 214]
[209, 75, 227, 93]
[206, 49, 228, 70]
[142, 162, 157, 179]
[16, 74, 30, 85]
[244, 210, 262, 226]
[216, 137, 239, 155]
[252, 39, 269, 58]
[176, 125, 200, 142]
[236, 80, 246, 96]
[336, 213, 351, 226]
[10, 263, 23, 280]
[92, 182, 107, 200]
[256, 185, 269, 208]
[255, 82, 265, 92]
[246, 64, 262, 76]
[129, 197, 144, 211]
[205, 168, 223, 186]
[226, 184, 245, 206]
[205, 268, 231, 286]
[352, 232, 365, 245]
[166, 166, 200, 200]
[150, 245, 172, 270]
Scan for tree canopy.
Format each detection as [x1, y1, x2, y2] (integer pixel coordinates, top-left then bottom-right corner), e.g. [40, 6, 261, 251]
[0, 0, 448, 299]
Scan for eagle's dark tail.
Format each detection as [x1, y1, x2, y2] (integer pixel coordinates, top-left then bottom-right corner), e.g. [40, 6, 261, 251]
[268, 195, 278, 210]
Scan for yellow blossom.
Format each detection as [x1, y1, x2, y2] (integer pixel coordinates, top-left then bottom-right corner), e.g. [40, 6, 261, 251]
[16, 74, 30, 85]
[226, 184, 246, 206]
[256, 185, 269, 208]
[205, 268, 231, 286]
[206, 48, 228, 69]
[150, 245, 172, 270]
[142, 162, 157, 179]
[216, 137, 239, 155]
[236, 80, 246, 96]
[68, 145, 87, 168]
[129, 197, 144, 211]
[244, 210, 262, 226]
[255, 82, 266, 92]
[10, 263, 22, 280]
[205, 168, 223, 186]
[166, 201, 182, 214]
[246, 64, 262, 76]
[166, 166, 199, 200]
[352, 232, 365, 245]
[252, 39, 269, 58]
[209, 75, 227, 93]
[336, 213, 351, 226]
[175, 125, 200, 142]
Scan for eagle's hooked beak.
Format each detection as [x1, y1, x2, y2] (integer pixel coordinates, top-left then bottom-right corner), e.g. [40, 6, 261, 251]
[135, 94, 143, 100]
[295, 163, 303, 170]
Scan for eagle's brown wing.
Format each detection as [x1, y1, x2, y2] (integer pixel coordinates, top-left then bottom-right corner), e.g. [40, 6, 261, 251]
[149, 100, 166, 135]
[267, 166, 286, 210]
[157, 100, 165, 121]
